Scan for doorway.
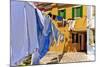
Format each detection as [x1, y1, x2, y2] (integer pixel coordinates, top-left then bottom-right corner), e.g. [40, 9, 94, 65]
[71, 32, 87, 52]
[79, 32, 87, 52]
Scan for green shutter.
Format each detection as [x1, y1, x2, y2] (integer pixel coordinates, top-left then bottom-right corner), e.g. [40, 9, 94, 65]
[64, 9, 66, 19]
[72, 6, 83, 18]
[76, 7, 81, 17]
[60, 12, 64, 18]
[76, 6, 83, 17]
[58, 9, 66, 19]
[72, 7, 74, 18]
[80, 6, 83, 17]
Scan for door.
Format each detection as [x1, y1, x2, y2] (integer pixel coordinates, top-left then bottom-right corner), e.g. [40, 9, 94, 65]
[79, 32, 87, 52]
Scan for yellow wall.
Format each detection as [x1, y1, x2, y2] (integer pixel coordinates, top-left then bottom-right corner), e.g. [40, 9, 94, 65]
[83, 6, 87, 17]
[49, 5, 87, 52]
[51, 6, 58, 15]
[74, 6, 87, 31]
[66, 7, 72, 19]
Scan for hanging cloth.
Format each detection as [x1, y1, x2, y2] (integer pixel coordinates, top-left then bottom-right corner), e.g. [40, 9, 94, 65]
[11, 1, 29, 65]
[25, 3, 39, 54]
[11, 1, 40, 65]
[56, 16, 63, 21]
[35, 10, 52, 59]
[51, 23, 59, 43]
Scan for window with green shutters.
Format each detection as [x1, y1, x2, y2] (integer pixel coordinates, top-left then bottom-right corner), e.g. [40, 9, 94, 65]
[58, 9, 66, 19]
[72, 6, 83, 18]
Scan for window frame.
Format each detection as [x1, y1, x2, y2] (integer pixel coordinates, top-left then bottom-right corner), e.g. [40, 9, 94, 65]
[72, 5, 83, 19]
[58, 8, 66, 19]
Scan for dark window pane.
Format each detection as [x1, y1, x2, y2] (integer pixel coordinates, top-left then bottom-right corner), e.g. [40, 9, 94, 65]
[76, 33, 78, 43]
[72, 6, 83, 18]
[72, 33, 74, 43]
[72, 7, 74, 18]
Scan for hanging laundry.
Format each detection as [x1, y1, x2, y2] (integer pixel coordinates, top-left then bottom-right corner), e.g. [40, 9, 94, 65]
[71, 20, 76, 30]
[11, 1, 60, 65]
[11, 1, 40, 65]
[11, 1, 29, 65]
[55, 32, 64, 46]
[59, 34, 64, 42]
[56, 16, 63, 21]
[38, 15, 52, 59]
[68, 19, 76, 31]
[31, 49, 40, 65]
[25, 4, 41, 65]
[35, 8, 44, 59]
[35, 9, 60, 59]
[25, 3, 40, 55]
[36, 8, 45, 27]
[51, 23, 59, 43]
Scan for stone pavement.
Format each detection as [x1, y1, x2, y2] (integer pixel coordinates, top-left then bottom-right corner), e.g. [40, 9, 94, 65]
[17, 52, 95, 65]
[40, 51, 62, 64]
[60, 52, 95, 63]
[40, 52, 95, 64]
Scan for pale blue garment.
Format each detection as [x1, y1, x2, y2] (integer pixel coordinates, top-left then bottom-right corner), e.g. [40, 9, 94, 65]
[11, 1, 28, 65]
[43, 16, 52, 36]
[25, 3, 39, 54]
[31, 50, 40, 65]
[51, 23, 59, 42]
[11, 1, 39, 65]
[25, 4, 40, 65]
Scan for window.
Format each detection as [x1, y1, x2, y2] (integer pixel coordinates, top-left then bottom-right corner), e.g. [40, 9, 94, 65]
[72, 33, 74, 43]
[72, 33, 78, 43]
[72, 6, 83, 18]
[58, 9, 66, 19]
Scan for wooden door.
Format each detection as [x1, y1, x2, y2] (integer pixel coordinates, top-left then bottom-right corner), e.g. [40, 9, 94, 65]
[79, 32, 87, 52]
